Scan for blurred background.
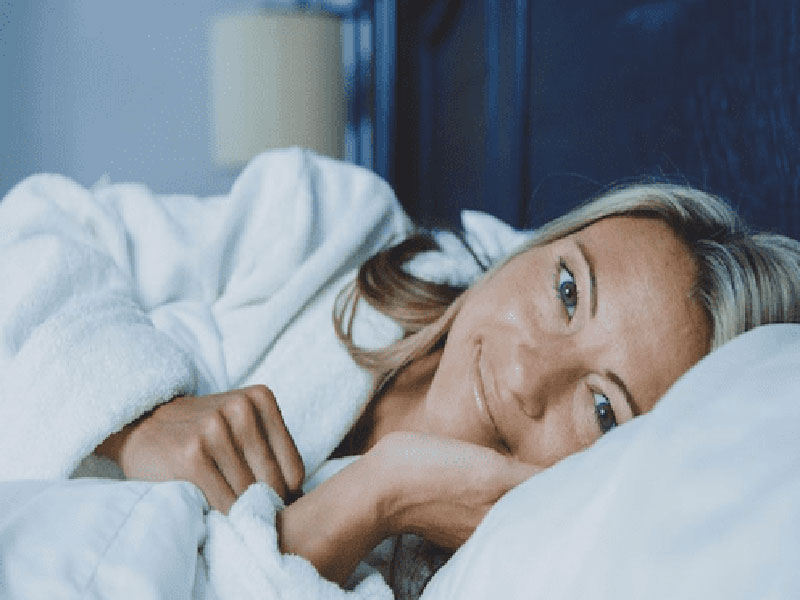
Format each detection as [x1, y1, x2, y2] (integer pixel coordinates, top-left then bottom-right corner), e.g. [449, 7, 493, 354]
[1, 0, 798, 238]
[0, 1, 280, 199]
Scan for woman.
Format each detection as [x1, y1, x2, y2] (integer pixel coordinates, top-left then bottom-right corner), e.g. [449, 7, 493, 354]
[307, 179, 799, 585]
[3, 149, 800, 593]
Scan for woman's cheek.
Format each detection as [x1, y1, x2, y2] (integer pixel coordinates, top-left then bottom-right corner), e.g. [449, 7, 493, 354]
[512, 409, 587, 468]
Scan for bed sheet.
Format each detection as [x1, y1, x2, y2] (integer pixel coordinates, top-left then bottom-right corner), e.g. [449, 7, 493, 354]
[0, 478, 208, 599]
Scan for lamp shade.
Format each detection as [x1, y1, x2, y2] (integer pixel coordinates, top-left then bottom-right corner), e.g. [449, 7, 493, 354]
[210, 12, 345, 167]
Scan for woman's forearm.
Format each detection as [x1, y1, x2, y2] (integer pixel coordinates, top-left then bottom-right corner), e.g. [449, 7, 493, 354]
[275, 431, 538, 585]
[276, 455, 389, 585]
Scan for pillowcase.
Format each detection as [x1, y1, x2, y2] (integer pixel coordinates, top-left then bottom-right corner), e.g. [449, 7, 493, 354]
[422, 323, 800, 599]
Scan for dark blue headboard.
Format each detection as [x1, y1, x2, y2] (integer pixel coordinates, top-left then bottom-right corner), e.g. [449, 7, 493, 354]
[390, 0, 800, 240]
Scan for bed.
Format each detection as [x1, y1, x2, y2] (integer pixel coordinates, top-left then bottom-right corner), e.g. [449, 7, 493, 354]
[3, 324, 800, 599]
[2, 1, 800, 598]
[1, 151, 798, 599]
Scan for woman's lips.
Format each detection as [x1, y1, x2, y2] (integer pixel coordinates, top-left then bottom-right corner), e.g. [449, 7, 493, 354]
[473, 343, 506, 450]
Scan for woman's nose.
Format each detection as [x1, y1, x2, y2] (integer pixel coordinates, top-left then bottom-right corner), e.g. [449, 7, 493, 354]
[505, 337, 582, 420]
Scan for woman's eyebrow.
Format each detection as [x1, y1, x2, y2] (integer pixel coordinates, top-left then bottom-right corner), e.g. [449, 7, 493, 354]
[606, 370, 642, 417]
[576, 240, 598, 317]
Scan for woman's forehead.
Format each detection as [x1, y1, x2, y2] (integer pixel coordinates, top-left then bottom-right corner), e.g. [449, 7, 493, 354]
[570, 215, 686, 253]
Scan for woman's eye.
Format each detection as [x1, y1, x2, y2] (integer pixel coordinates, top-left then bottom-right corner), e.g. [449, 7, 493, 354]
[593, 392, 617, 434]
[556, 262, 579, 319]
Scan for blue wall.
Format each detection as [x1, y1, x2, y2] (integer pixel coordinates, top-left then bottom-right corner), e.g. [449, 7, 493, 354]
[1, 0, 266, 199]
[394, 0, 800, 239]
[6, 1, 798, 239]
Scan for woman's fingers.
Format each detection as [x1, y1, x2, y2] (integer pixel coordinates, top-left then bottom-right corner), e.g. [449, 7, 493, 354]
[201, 411, 257, 497]
[223, 391, 290, 499]
[110, 387, 305, 513]
[184, 436, 238, 513]
[218, 386, 305, 500]
[242, 386, 305, 493]
[246, 436, 289, 500]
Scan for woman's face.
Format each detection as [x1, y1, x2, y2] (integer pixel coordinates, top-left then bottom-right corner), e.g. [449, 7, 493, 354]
[424, 216, 710, 467]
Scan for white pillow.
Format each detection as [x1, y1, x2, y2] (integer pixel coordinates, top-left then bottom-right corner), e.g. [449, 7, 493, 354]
[422, 323, 800, 599]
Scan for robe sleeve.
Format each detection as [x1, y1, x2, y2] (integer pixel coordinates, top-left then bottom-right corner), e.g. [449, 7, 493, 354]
[0, 171, 200, 479]
[0, 148, 409, 480]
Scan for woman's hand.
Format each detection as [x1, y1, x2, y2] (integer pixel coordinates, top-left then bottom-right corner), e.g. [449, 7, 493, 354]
[97, 385, 304, 513]
[370, 431, 540, 549]
[276, 431, 539, 585]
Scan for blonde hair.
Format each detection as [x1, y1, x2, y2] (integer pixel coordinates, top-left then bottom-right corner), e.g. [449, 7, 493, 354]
[335, 183, 800, 392]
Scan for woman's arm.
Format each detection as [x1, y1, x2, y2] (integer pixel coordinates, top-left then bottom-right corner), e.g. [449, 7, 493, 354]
[277, 431, 539, 585]
[100, 389, 536, 586]
[277, 454, 387, 585]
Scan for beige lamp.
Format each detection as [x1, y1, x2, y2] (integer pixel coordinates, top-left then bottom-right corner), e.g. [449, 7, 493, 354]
[210, 12, 345, 167]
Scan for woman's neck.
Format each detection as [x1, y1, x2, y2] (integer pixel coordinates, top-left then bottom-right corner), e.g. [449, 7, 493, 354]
[333, 349, 442, 457]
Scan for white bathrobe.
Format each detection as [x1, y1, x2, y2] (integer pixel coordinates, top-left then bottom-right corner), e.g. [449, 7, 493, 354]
[0, 149, 529, 599]
[0, 147, 416, 481]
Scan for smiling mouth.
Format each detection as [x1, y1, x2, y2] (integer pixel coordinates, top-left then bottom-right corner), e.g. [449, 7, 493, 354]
[473, 343, 507, 452]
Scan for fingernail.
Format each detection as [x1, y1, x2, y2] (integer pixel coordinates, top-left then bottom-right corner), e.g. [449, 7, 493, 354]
[285, 489, 303, 504]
